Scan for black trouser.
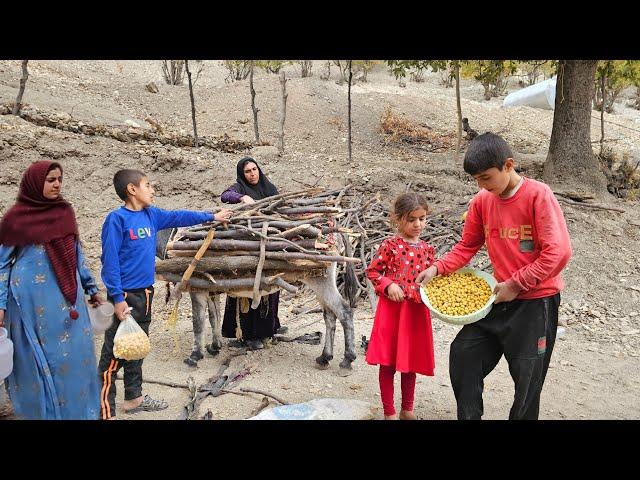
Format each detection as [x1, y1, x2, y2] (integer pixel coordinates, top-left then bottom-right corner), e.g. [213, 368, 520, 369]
[97, 286, 154, 419]
[449, 293, 560, 420]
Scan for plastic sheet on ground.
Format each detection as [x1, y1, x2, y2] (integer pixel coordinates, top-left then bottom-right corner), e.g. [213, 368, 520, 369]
[249, 398, 377, 420]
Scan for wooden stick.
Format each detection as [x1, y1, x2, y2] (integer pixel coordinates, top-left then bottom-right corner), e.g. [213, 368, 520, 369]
[276, 206, 342, 214]
[156, 256, 327, 273]
[158, 273, 301, 293]
[239, 388, 289, 405]
[252, 222, 269, 309]
[116, 373, 190, 390]
[167, 237, 323, 253]
[273, 224, 320, 239]
[231, 224, 322, 254]
[554, 195, 625, 213]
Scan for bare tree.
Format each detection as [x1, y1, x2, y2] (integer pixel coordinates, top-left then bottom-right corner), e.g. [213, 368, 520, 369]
[185, 60, 199, 147]
[223, 60, 251, 82]
[599, 66, 606, 157]
[250, 61, 260, 142]
[454, 60, 462, 162]
[191, 61, 205, 87]
[278, 71, 288, 154]
[347, 60, 353, 163]
[12, 60, 29, 115]
[161, 60, 185, 85]
[299, 60, 313, 78]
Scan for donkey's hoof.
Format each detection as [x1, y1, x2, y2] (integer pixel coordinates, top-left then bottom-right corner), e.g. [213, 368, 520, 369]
[183, 357, 198, 367]
[184, 350, 203, 367]
[315, 355, 331, 369]
[338, 366, 354, 377]
[206, 344, 220, 356]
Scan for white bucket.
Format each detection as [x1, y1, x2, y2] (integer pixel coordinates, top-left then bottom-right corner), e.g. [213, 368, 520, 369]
[88, 301, 115, 334]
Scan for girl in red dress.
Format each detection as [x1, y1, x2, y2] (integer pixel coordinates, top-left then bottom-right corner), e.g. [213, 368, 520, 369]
[365, 192, 436, 420]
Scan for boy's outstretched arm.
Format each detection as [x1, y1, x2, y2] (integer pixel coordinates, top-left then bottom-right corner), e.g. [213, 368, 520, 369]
[151, 207, 230, 231]
[497, 190, 572, 302]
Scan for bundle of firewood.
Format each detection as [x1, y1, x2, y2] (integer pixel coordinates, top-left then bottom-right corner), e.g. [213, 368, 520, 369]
[155, 186, 366, 302]
[155, 184, 490, 311]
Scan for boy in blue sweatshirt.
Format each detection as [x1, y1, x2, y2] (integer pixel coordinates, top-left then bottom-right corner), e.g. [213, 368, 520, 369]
[98, 169, 231, 419]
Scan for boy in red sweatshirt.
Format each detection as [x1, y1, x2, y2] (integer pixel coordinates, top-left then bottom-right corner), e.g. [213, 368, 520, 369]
[417, 133, 572, 420]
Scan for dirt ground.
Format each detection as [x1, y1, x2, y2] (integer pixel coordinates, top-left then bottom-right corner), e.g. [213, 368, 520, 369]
[1, 60, 639, 420]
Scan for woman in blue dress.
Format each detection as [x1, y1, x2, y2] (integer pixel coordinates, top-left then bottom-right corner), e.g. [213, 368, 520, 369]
[0, 160, 104, 420]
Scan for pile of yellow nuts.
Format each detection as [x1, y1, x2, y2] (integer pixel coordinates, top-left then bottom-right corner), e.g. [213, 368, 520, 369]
[113, 331, 151, 360]
[424, 272, 493, 316]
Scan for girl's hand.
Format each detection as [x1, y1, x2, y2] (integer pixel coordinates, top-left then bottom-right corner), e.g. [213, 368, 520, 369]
[89, 293, 105, 307]
[386, 283, 405, 302]
[241, 195, 255, 205]
[0, 309, 5, 328]
[114, 301, 131, 321]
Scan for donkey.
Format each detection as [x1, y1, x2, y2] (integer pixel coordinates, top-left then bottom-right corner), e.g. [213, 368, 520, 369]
[156, 228, 357, 375]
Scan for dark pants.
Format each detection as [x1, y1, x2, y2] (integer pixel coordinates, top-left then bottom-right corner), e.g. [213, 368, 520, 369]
[449, 293, 560, 420]
[97, 286, 154, 419]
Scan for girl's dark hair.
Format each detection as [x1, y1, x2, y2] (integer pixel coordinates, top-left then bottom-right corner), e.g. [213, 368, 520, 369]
[463, 132, 513, 175]
[391, 192, 430, 227]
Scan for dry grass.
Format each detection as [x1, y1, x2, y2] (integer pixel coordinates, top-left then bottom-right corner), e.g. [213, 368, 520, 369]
[379, 107, 454, 152]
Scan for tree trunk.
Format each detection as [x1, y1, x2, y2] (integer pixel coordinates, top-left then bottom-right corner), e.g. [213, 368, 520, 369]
[250, 61, 260, 142]
[12, 60, 29, 115]
[543, 60, 607, 196]
[454, 61, 462, 162]
[483, 83, 492, 101]
[185, 60, 199, 148]
[278, 71, 288, 155]
[347, 60, 353, 163]
[600, 69, 605, 156]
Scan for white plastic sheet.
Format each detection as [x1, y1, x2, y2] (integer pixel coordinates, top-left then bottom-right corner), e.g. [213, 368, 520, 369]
[250, 398, 377, 420]
[503, 77, 557, 110]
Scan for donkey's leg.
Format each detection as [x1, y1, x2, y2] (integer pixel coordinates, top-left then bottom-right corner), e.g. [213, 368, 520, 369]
[206, 293, 223, 356]
[311, 308, 334, 368]
[336, 301, 357, 373]
[185, 291, 208, 366]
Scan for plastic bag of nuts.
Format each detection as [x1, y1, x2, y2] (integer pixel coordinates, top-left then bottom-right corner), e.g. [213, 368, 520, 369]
[113, 315, 151, 360]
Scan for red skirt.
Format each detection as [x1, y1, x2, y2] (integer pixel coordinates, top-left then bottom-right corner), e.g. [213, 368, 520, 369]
[365, 296, 435, 376]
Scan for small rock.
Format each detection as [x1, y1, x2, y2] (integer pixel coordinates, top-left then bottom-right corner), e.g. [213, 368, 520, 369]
[125, 119, 141, 128]
[145, 82, 159, 94]
[556, 326, 566, 339]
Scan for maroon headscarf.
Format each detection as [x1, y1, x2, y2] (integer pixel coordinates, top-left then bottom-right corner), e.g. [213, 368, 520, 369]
[0, 160, 81, 317]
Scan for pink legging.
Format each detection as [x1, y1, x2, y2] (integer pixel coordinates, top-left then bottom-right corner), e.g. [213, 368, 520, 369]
[378, 365, 416, 416]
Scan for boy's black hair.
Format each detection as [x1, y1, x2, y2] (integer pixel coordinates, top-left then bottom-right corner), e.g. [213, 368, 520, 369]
[113, 169, 146, 201]
[463, 132, 514, 175]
